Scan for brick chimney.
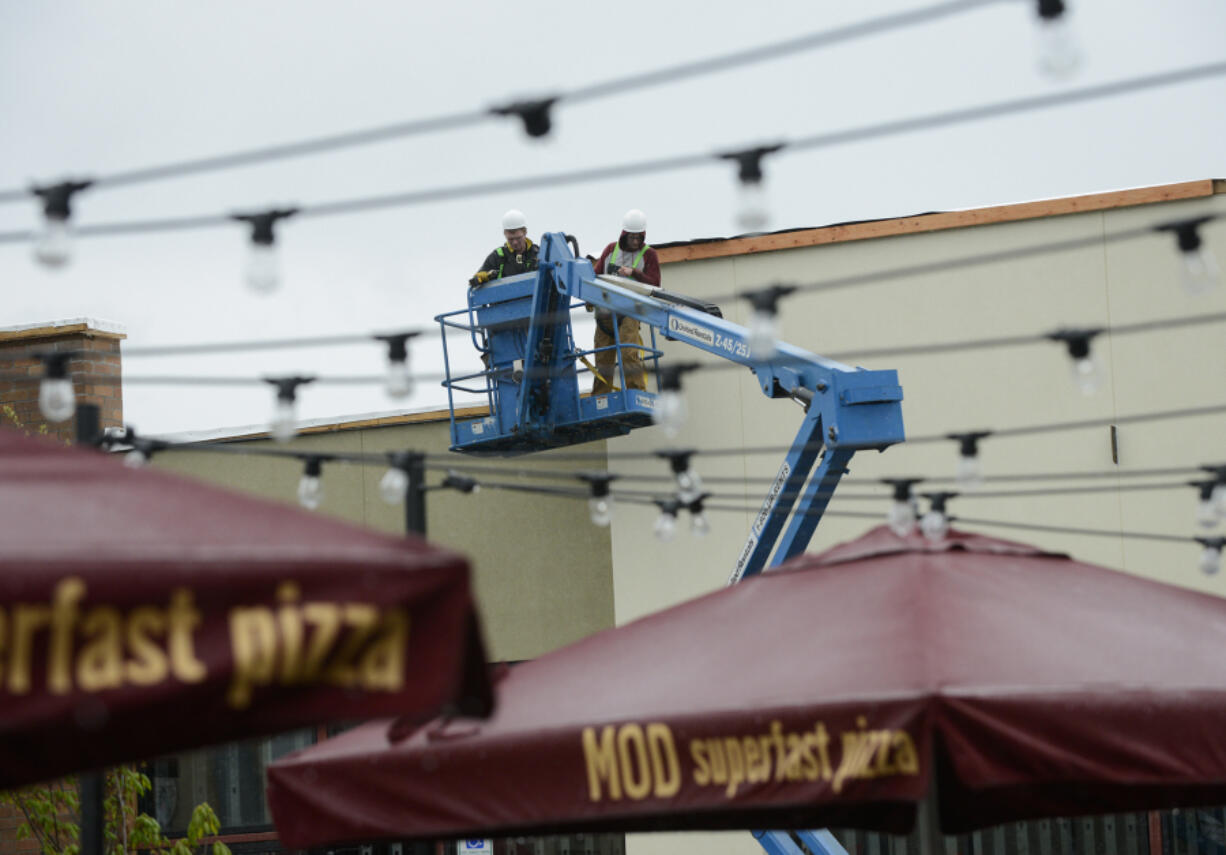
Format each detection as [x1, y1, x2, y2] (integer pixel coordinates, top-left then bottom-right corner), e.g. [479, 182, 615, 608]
[0, 318, 126, 443]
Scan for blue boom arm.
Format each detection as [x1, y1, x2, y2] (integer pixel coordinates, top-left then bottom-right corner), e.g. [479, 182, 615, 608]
[437, 232, 904, 577]
[538, 232, 905, 579]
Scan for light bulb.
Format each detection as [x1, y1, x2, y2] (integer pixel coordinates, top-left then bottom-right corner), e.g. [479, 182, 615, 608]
[653, 390, 686, 437]
[1035, 16, 1080, 80]
[676, 468, 704, 504]
[887, 500, 916, 537]
[920, 510, 949, 542]
[270, 399, 297, 443]
[1198, 545, 1221, 577]
[38, 377, 75, 422]
[245, 243, 280, 294]
[385, 358, 413, 399]
[297, 474, 323, 510]
[379, 467, 409, 505]
[124, 449, 150, 469]
[735, 181, 769, 233]
[653, 511, 677, 542]
[1070, 356, 1103, 396]
[690, 511, 711, 537]
[747, 309, 779, 360]
[1197, 498, 1220, 530]
[588, 496, 612, 527]
[954, 455, 983, 490]
[1214, 483, 1226, 516]
[1180, 247, 1221, 296]
[34, 218, 72, 268]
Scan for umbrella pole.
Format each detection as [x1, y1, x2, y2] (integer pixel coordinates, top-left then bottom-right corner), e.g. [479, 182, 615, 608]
[75, 407, 106, 855]
[81, 772, 103, 855]
[404, 452, 426, 536]
[917, 769, 947, 855]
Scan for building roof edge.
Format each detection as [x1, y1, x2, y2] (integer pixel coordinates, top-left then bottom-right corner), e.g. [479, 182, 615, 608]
[656, 179, 1221, 265]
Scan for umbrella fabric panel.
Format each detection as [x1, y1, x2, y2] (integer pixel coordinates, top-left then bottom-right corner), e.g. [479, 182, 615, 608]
[268, 546, 944, 847]
[439, 557, 936, 729]
[0, 547, 486, 789]
[268, 698, 932, 847]
[0, 430, 452, 562]
[269, 525, 1226, 843]
[0, 429, 491, 788]
[805, 536, 1226, 830]
[935, 690, 1226, 832]
[914, 549, 1226, 691]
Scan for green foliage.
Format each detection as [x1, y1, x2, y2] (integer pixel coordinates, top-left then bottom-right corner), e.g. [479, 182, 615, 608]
[0, 777, 80, 855]
[1, 404, 50, 436]
[0, 767, 228, 855]
[170, 805, 228, 855]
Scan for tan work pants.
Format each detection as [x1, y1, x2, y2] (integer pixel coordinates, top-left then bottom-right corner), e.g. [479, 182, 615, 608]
[593, 316, 645, 394]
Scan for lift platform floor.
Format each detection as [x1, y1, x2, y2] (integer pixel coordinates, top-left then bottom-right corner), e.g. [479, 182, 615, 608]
[450, 389, 657, 456]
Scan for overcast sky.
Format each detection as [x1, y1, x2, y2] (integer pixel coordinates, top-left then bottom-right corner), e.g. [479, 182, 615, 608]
[2, 0, 1223, 436]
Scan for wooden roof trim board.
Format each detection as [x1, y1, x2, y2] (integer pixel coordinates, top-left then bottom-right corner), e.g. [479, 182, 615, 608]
[655, 180, 1221, 265]
[296, 405, 490, 436]
[220, 404, 491, 442]
[0, 322, 128, 344]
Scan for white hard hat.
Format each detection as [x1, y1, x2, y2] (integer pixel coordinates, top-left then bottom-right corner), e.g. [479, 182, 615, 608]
[621, 209, 647, 233]
[502, 209, 527, 231]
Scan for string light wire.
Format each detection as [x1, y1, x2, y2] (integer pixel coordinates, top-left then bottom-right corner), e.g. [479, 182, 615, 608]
[480, 402, 1226, 463]
[482, 481, 1205, 546]
[949, 515, 1194, 544]
[0, 0, 1003, 206]
[94, 429, 1212, 548]
[6, 306, 1224, 404]
[105, 430, 1201, 547]
[827, 311, 1226, 363]
[452, 480, 1202, 547]
[106, 429, 1208, 503]
[2, 61, 1223, 246]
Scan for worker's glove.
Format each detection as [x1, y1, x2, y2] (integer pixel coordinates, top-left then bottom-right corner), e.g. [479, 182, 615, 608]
[469, 270, 494, 287]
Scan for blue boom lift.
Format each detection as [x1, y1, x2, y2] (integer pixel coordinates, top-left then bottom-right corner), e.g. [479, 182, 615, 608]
[437, 231, 905, 582]
[438, 232, 905, 855]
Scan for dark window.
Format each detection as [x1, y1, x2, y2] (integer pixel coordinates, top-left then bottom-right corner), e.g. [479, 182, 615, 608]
[141, 729, 315, 834]
[833, 811, 1158, 854]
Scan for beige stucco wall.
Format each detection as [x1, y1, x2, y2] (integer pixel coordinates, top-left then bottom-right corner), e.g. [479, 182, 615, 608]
[614, 187, 1226, 624]
[152, 418, 616, 662]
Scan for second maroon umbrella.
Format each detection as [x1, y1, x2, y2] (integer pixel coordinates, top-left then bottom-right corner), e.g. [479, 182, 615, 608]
[269, 524, 1226, 846]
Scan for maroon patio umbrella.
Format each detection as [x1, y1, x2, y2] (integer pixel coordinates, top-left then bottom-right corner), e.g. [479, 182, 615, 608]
[268, 523, 1226, 847]
[0, 427, 491, 788]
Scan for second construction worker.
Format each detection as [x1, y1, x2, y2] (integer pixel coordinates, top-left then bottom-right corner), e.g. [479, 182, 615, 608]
[589, 209, 661, 394]
[470, 209, 540, 286]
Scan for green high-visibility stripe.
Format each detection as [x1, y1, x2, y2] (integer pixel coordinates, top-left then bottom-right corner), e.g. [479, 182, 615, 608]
[610, 244, 649, 270]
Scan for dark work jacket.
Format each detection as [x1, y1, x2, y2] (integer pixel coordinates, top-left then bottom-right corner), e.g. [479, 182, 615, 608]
[473, 240, 539, 284]
[592, 231, 660, 334]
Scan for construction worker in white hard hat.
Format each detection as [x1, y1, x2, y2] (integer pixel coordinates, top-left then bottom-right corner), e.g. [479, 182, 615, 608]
[470, 209, 540, 286]
[588, 209, 661, 394]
